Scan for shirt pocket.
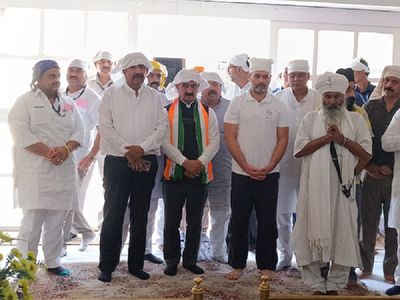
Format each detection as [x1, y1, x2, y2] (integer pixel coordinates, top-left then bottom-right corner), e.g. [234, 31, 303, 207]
[30, 107, 50, 126]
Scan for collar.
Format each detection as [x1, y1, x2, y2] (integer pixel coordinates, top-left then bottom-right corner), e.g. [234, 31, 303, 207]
[123, 82, 145, 96]
[245, 90, 271, 103]
[179, 98, 196, 108]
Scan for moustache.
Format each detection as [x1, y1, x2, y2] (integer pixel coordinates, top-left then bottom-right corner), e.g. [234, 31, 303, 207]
[68, 76, 79, 80]
[207, 90, 218, 96]
[150, 81, 159, 86]
[384, 87, 394, 92]
[185, 93, 195, 97]
[132, 74, 145, 79]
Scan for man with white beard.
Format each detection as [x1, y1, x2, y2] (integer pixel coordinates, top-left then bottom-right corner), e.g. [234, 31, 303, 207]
[292, 72, 372, 295]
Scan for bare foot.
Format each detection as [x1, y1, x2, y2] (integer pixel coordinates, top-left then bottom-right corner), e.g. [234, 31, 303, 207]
[358, 271, 372, 279]
[259, 269, 275, 279]
[225, 268, 243, 280]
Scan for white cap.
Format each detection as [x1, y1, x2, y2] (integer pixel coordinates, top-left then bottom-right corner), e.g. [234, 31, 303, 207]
[249, 57, 273, 74]
[315, 72, 348, 95]
[93, 50, 113, 63]
[369, 65, 400, 100]
[229, 53, 250, 72]
[115, 52, 152, 73]
[68, 59, 89, 73]
[200, 72, 226, 93]
[287, 59, 309, 73]
[351, 57, 370, 73]
[166, 69, 209, 99]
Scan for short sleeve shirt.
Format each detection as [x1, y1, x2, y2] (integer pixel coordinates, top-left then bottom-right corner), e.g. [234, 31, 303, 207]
[224, 91, 288, 176]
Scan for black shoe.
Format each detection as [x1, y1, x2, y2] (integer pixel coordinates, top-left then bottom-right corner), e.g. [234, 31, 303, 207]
[98, 271, 112, 282]
[144, 253, 163, 264]
[129, 269, 150, 280]
[183, 264, 204, 274]
[164, 265, 178, 276]
[386, 285, 400, 296]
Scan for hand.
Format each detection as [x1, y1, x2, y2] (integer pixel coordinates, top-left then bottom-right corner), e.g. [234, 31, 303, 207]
[327, 124, 344, 144]
[184, 170, 197, 179]
[365, 163, 386, 180]
[243, 163, 267, 181]
[128, 156, 145, 172]
[378, 165, 392, 176]
[78, 155, 94, 171]
[46, 146, 69, 166]
[182, 160, 203, 176]
[124, 145, 144, 161]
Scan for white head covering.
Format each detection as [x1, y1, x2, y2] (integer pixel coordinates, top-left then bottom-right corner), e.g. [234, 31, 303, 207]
[114, 52, 153, 74]
[369, 65, 400, 100]
[315, 72, 348, 95]
[351, 57, 370, 73]
[229, 53, 250, 72]
[248, 57, 273, 74]
[165, 69, 209, 99]
[69, 59, 89, 73]
[93, 50, 113, 63]
[287, 59, 310, 73]
[200, 72, 226, 93]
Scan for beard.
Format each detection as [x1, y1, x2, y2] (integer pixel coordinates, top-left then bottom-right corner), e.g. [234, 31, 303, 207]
[252, 83, 268, 95]
[322, 103, 346, 127]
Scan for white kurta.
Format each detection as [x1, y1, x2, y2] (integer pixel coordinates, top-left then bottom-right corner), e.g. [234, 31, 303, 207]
[382, 109, 400, 230]
[292, 111, 371, 267]
[64, 86, 101, 163]
[8, 89, 85, 211]
[275, 88, 321, 214]
[223, 82, 251, 100]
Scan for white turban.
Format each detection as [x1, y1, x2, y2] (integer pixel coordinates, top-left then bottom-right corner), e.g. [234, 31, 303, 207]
[229, 53, 250, 72]
[68, 59, 89, 73]
[315, 72, 348, 95]
[115, 52, 153, 73]
[249, 57, 273, 74]
[166, 69, 209, 99]
[93, 50, 113, 63]
[369, 65, 400, 100]
[200, 72, 226, 93]
[287, 59, 309, 73]
[351, 57, 370, 73]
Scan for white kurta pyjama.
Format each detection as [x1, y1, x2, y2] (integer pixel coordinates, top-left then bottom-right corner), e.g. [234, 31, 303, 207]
[292, 111, 372, 268]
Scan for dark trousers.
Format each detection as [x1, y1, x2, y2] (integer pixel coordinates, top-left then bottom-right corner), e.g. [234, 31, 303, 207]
[228, 172, 279, 270]
[360, 174, 397, 275]
[163, 180, 208, 267]
[99, 155, 157, 273]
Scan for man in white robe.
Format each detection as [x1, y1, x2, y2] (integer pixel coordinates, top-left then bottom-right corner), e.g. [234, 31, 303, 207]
[274, 59, 321, 270]
[292, 72, 372, 295]
[380, 66, 400, 296]
[8, 60, 84, 276]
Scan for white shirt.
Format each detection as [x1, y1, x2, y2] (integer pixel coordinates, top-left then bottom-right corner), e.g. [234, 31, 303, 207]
[99, 82, 168, 157]
[383, 109, 400, 230]
[224, 91, 288, 176]
[223, 82, 251, 100]
[64, 86, 101, 162]
[8, 89, 84, 210]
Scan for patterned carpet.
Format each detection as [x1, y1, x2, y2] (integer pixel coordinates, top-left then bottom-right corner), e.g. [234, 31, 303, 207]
[31, 261, 381, 299]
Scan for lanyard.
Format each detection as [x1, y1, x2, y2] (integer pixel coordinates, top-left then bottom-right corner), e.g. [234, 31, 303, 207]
[66, 86, 86, 100]
[51, 96, 64, 117]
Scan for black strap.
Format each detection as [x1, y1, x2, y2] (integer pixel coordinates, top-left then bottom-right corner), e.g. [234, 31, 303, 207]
[329, 142, 351, 198]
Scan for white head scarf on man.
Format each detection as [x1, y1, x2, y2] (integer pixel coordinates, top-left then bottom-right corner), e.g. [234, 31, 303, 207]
[93, 50, 113, 63]
[113, 52, 153, 74]
[287, 59, 310, 74]
[200, 72, 226, 93]
[351, 57, 370, 73]
[69, 59, 89, 73]
[165, 69, 209, 99]
[229, 53, 250, 72]
[315, 72, 348, 95]
[248, 57, 274, 74]
[369, 65, 400, 100]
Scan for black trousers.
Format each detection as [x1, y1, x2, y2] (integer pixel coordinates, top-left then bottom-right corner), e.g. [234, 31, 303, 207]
[163, 180, 208, 267]
[228, 172, 279, 270]
[99, 155, 157, 273]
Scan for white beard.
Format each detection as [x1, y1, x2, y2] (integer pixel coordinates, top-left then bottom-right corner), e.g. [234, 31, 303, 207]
[322, 104, 346, 129]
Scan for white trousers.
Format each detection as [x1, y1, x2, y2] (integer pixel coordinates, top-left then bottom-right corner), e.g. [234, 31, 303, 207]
[302, 261, 350, 293]
[277, 212, 293, 264]
[395, 230, 400, 285]
[121, 196, 163, 254]
[17, 209, 68, 268]
[208, 182, 230, 258]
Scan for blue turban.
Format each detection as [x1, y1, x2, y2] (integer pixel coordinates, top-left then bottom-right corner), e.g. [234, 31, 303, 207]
[31, 60, 60, 90]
